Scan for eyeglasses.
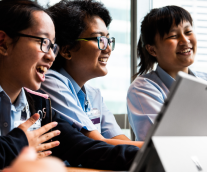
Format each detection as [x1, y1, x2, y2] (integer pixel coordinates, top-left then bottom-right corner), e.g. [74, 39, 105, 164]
[76, 36, 115, 51]
[16, 33, 59, 57]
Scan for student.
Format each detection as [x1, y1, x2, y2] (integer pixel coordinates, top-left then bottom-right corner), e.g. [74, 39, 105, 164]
[0, 0, 62, 167]
[2, 147, 66, 172]
[127, 5, 207, 141]
[0, 0, 139, 170]
[41, 0, 143, 147]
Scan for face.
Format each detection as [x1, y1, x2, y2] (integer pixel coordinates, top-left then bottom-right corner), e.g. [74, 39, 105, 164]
[4, 11, 56, 91]
[152, 20, 196, 73]
[68, 16, 111, 81]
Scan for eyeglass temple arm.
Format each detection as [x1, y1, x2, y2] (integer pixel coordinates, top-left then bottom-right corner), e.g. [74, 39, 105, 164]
[76, 37, 98, 41]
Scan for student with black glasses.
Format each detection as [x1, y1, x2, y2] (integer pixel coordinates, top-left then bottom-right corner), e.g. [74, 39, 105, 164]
[41, 0, 143, 148]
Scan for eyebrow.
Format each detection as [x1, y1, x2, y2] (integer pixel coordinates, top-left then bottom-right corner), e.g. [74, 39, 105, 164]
[90, 32, 110, 36]
[36, 32, 55, 41]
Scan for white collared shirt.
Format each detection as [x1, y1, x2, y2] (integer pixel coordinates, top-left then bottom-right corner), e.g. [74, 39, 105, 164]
[127, 66, 207, 141]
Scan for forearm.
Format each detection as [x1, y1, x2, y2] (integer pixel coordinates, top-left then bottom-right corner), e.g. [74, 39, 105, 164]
[0, 128, 28, 169]
[102, 138, 143, 148]
[112, 134, 131, 141]
[81, 129, 143, 148]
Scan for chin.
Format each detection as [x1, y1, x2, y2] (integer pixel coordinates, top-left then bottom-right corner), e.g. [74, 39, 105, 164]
[25, 82, 41, 91]
[100, 69, 108, 77]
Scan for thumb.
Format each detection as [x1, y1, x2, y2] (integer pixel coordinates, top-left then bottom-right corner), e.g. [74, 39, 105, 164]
[18, 113, 40, 131]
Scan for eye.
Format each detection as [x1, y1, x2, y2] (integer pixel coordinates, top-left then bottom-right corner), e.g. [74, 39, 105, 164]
[100, 38, 104, 42]
[186, 30, 192, 35]
[42, 39, 47, 45]
[167, 35, 177, 39]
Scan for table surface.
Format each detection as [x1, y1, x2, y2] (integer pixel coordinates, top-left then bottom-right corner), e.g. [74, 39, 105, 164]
[66, 167, 111, 172]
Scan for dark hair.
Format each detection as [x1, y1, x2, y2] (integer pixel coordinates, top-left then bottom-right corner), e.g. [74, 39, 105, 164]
[47, 0, 112, 71]
[0, 0, 45, 43]
[0, 0, 46, 113]
[136, 5, 193, 76]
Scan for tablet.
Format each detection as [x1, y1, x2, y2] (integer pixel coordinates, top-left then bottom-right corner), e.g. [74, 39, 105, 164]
[130, 71, 207, 172]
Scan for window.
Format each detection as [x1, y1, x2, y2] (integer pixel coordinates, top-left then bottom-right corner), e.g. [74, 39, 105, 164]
[88, 0, 131, 115]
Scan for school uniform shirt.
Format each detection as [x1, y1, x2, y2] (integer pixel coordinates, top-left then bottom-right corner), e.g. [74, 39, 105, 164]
[40, 68, 123, 138]
[0, 86, 29, 136]
[0, 87, 139, 170]
[127, 65, 207, 141]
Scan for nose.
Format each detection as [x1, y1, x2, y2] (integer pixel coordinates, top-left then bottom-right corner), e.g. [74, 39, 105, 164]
[179, 34, 190, 45]
[102, 43, 112, 54]
[44, 48, 56, 63]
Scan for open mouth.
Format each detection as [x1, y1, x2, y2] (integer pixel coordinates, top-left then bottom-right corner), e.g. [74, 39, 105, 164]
[98, 58, 108, 63]
[177, 48, 192, 54]
[36, 66, 48, 82]
[36, 66, 48, 74]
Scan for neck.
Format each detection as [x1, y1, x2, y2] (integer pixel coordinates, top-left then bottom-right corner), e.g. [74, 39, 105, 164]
[0, 71, 22, 104]
[64, 64, 90, 88]
[160, 66, 189, 79]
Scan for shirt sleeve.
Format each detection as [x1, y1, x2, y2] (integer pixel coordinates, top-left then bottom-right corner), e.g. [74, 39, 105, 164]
[0, 128, 28, 169]
[41, 73, 97, 131]
[100, 96, 123, 138]
[127, 77, 166, 141]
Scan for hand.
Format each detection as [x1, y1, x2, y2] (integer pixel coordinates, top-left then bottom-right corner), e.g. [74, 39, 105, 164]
[2, 147, 66, 172]
[18, 113, 61, 158]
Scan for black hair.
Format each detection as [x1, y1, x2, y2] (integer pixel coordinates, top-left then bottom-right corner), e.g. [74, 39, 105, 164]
[136, 5, 193, 76]
[47, 0, 112, 71]
[0, 0, 45, 43]
[0, 0, 46, 113]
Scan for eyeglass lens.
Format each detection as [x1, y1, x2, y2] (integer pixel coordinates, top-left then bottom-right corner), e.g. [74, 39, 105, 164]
[41, 38, 59, 57]
[99, 37, 115, 51]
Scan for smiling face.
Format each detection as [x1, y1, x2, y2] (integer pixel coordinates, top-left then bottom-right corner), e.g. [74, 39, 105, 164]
[150, 20, 196, 77]
[64, 15, 111, 87]
[1, 11, 56, 92]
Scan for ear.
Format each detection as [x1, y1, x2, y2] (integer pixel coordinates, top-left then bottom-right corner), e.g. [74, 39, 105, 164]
[145, 44, 157, 58]
[59, 45, 72, 60]
[0, 31, 8, 56]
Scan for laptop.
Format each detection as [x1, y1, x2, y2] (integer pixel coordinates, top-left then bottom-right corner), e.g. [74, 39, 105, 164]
[130, 71, 207, 172]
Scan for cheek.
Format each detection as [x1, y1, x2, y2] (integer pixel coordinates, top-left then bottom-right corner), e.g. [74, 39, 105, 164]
[164, 41, 177, 52]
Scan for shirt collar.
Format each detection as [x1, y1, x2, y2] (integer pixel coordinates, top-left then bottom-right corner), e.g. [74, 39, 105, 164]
[59, 68, 82, 94]
[0, 85, 3, 93]
[14, 88, 28, 111]
[156, 65, 175, 89]
[188, 68, 196, 76]
[0, 86, 28, 111]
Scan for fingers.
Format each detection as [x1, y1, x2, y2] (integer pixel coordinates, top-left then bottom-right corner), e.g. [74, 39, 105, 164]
[39, 130, 61, 144]
[36, 141, 60, 152]
[35, 122, 58, 136]
[37, 151, 52, 159]
[18, 113, 40, 131]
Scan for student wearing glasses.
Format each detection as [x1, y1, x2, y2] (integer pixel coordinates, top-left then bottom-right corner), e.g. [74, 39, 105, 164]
[0, 0, 140, 170]
[127, 5, 207, 141]
[41, 0, 143, 147]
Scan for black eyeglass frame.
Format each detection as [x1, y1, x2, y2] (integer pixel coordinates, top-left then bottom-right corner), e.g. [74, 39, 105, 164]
[16, 33, 59, 55]
[76, 36, 115, 51]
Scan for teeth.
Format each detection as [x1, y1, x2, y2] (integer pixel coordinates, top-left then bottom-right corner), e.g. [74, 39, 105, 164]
[37, 66, 48, 74]
[180, 49, 191, 53]
[98, 58, 108, 62]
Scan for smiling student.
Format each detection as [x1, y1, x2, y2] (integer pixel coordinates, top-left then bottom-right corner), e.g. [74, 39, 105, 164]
[41, 0, 143, 147]
[0, 0, 140, 170]
[0, 0, 62, 167]
[127, 5, 207, 141]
